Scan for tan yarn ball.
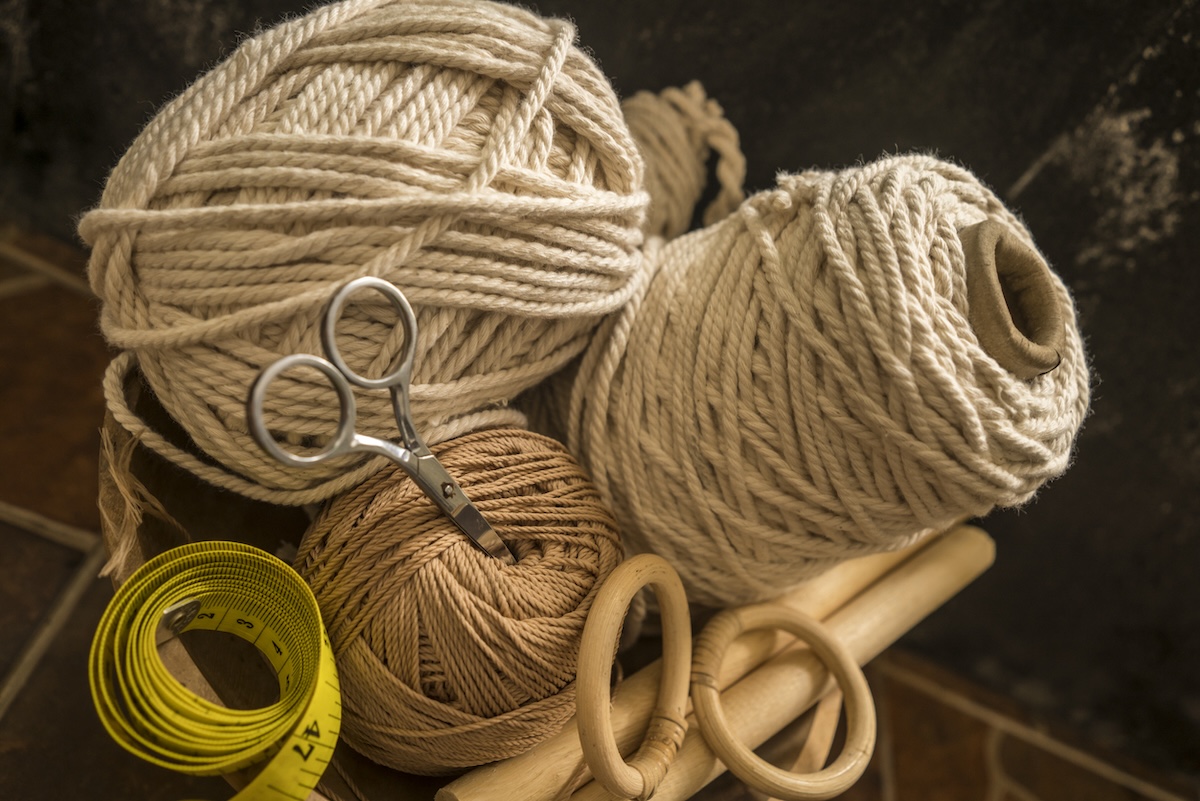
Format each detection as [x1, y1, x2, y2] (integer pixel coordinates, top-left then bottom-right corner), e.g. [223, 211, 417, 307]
[566, 154, 1091, 607]
[294, 427, 622, 774]
[78, 0, 647, 505]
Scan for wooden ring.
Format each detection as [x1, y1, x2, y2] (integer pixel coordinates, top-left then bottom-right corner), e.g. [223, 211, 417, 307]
[691, 604, 875, 801]
[576, 554, 692, 800]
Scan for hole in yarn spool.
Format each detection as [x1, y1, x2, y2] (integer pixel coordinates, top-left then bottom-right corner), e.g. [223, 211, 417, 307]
[960, 219, 1066, 380]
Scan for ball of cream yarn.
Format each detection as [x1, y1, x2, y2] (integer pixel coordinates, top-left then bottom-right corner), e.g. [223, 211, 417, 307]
[78, 0, 647, 505]
[294, 427, 622, 774]
[565, 154, 1091, 607]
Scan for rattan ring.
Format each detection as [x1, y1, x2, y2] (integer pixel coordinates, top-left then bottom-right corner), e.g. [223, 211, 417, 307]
[576, 554, 692, 800]
[690, 604, 875, 801]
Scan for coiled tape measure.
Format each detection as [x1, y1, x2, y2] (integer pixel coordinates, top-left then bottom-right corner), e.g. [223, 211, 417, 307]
[89, 540, 341, 801]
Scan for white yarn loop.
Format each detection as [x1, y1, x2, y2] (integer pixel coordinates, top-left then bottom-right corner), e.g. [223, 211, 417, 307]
[80, 0, 649, 503]
[567, 154, 1090, 607]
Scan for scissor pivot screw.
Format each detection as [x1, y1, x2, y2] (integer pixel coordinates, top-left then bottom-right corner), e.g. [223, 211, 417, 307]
[441, 482, 456, 498]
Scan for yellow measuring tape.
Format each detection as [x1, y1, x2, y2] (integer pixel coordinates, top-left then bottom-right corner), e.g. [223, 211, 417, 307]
[89, 540, 341, 801]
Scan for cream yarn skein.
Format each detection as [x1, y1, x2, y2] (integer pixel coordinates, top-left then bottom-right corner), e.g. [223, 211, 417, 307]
[566, 154, 1090, 607]
[78, 0, 647, 505]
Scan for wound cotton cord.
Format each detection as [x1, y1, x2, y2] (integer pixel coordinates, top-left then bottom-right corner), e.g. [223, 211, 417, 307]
[621, 81, 747, 238]
[293, 427, 622, 774]
[78, 0, 648, 505]
[518, 81, 747, 442]
[565, 154, 1090, 607]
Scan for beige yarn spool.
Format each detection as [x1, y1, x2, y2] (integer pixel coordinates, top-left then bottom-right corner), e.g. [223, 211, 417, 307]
[294, 427, 622, 774]
[565, 154, 1090, 607]
[78, 0, 647, 505]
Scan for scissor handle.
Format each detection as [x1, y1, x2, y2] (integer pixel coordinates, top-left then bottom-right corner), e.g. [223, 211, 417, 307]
[321, 276, 418, 392]
[247, 353, 359, 468]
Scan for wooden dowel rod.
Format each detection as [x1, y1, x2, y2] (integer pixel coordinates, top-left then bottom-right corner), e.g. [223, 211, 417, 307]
[437, 532, 939, 801]
[570, 525, 995, 801]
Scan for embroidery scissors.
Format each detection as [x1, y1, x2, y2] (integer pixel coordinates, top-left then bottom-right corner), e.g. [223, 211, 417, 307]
[247, 276, 517, 565]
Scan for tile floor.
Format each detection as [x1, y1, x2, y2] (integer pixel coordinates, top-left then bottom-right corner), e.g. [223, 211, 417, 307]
[0, 227, 1191, 800]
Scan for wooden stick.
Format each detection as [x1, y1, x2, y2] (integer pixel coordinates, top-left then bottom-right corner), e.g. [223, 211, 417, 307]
[437, 532, 939, 801]
[570, 525, 995, 801]
[790, 689, 843, 777]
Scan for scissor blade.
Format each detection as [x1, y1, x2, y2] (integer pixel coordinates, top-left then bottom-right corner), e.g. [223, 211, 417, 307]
[452, 503, 517, 565]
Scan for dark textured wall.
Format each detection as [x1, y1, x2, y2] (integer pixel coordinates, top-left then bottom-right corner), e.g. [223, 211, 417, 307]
[3, 0, 1198, 785]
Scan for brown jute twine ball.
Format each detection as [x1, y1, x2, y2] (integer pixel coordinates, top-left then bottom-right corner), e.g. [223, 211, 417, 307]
[293, 427, 622, 774]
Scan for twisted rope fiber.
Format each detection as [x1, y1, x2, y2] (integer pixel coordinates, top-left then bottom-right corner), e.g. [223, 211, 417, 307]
[621, 81, 746, 238]
[78, 0, 648, 505]
[519, 80, 747, 440]
[293, 427, 622, 774]
[566, 154, 1090, 607]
